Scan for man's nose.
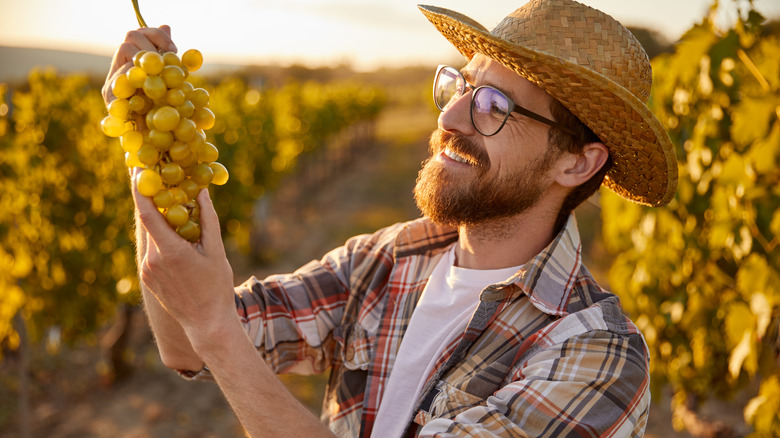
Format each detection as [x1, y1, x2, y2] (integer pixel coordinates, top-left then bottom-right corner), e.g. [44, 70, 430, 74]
[438, 91, 476, 135]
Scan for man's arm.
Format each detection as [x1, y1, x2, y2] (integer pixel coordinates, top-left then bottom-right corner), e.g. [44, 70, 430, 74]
[133, 177, 335, 437]
[103, 25, 203, 372]
[134, 202, 203, 372]
[105, 27, 336, 436]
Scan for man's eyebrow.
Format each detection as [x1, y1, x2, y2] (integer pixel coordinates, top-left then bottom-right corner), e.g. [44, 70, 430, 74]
[461, 69, 476, 84]
[462, 68, 525, 107]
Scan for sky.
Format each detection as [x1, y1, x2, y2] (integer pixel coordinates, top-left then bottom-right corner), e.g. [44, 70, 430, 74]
[1, 0, 779, 70]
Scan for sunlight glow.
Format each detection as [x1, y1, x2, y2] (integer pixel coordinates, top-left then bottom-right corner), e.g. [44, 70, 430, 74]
[0, 0, 778, 70]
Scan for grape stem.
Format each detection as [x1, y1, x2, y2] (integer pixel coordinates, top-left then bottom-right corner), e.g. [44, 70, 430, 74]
[132, 0, 148, 28]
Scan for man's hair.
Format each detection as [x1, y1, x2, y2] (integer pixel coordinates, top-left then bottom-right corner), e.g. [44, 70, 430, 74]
[548, 99, 613, 232]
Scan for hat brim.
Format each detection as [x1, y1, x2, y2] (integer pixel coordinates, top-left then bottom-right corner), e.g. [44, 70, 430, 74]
[419, 4, 678, 207]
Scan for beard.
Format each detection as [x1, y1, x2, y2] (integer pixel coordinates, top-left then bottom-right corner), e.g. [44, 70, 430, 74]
[413, 129, 558, 227]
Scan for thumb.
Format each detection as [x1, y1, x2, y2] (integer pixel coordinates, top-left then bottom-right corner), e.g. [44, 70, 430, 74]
[196, 188, 225, 256]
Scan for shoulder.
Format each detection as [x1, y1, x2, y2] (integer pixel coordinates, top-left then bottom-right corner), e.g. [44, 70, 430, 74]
[342, 217, 457, 260]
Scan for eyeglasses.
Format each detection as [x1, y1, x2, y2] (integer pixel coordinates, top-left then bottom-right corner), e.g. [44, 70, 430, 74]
[433, 65, 574, 137]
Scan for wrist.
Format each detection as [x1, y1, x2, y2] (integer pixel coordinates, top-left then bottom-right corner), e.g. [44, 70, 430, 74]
[184, 307, 245, 363]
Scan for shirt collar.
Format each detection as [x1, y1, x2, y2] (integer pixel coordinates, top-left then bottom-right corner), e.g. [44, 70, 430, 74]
[507, 214, 582, 316]
[396, 215, 582, 317]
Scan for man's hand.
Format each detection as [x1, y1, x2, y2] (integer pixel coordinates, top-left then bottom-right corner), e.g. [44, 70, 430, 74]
[131, 168, 238, 350]
[103, 25, 177, 106]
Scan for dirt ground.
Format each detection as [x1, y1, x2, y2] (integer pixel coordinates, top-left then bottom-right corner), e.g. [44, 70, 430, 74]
[0, 106, 722, 437]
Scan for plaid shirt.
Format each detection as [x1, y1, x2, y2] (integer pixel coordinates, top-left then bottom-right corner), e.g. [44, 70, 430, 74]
[189, 215, 650, 437]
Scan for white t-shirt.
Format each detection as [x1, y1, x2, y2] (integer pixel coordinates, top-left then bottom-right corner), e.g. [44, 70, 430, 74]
[371, 245, 522, 438]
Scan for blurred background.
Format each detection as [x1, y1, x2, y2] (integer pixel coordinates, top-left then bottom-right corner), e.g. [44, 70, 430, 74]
[1, 0, 779, 437]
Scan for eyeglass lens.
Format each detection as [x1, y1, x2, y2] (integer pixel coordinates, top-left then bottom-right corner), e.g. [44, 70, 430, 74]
[434, 66, 511, 136]
[434, 67, 464, 111]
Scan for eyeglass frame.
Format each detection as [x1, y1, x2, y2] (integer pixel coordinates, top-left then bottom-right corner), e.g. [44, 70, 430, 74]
[433, 65, 574, 137]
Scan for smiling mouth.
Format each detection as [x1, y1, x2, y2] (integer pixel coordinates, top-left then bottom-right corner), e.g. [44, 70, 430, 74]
[444, 148, 473, 165]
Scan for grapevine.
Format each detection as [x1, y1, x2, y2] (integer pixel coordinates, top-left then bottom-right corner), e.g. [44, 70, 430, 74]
[100, 0, 228, 242]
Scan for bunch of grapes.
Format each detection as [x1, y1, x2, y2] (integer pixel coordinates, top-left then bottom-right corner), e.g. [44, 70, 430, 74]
[100, 48, 228, 242]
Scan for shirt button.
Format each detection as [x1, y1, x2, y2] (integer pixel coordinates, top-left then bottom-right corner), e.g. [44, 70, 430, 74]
[345, 346, 355, 361]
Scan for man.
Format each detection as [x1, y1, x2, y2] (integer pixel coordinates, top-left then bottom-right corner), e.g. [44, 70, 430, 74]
[105, 0, 677, 436]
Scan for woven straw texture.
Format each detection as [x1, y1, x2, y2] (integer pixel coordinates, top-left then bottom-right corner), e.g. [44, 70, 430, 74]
[419, 0, 678, 207]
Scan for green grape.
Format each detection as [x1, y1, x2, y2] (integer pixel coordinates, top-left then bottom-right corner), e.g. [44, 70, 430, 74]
[176, 220, 201, 242]
[181, 49, 203, 72]
[199, 142, 219, 163]
[165, 204, 189, 227]
[153, 106, 180, 131]
[161, 162, 185, 184]
[137, 168, 163, 197]
[169, 142, 192, 162]
[191, 107, 215, 130]
[179, 81, 194, 98]
[189, 130, 206, 151]
[177, 150, 198, 167]
[190, 163, 213, 186]
[190, 88, 209, 108]
[127, 66, 148, 88]
[108, 98, 131, 118]
[120, 130, 144, 153]
[173, 118, 196, 142]
[162, 51, 182, 67]
[128, 94, 147, 112]
[125, 151, 144, 168]
[209, 162, 229, 185]
[169, 187, 188, 205]
[151, 96, 168, 108]
[140, 51, 164, 75]
[100, 114, 130, 137]
[133, 50, 147, 67]
[161, 65, 185, 88]
[153, 189, 175, 209]
[179, 179, 200, 199]
[137, 144, 160, 166]
[166, 88, 186, 107]
[145, 108, 158, 130]
[143, 75, 166, 100]
[148, 129, 174, 150]
[112, 74, 135, 99]
[177, 100, 195, 118]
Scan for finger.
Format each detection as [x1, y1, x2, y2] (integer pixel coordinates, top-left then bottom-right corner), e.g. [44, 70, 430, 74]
[109, 26, 176, 74]
[131, 172, 187, 250]
[103, 25, 177, 105]
[131, 26, 177, 53]
[196, 189, 226, 256]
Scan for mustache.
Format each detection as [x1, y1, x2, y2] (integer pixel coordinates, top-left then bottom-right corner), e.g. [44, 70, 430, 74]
[428, 130, 490, 168]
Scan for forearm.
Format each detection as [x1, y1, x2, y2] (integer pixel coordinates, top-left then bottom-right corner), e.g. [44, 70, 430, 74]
[135, 209, 204, 372]
[190, 315, 336, 437]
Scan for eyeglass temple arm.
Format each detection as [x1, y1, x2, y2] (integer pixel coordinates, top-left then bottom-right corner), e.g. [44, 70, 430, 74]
[512, 106, 575, 135]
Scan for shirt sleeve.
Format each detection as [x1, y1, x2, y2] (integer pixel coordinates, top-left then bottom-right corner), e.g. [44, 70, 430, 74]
[417, 329, 651, 437]
[231, 223, 403, 376]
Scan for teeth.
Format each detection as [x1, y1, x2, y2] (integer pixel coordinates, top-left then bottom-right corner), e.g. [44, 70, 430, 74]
[445, 148, 469, 164]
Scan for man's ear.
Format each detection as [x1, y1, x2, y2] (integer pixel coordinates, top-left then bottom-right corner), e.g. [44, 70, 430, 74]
[554, 142, 609, 188]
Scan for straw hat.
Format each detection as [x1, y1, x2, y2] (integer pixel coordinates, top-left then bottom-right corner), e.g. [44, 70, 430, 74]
[419, 0, 678, 207]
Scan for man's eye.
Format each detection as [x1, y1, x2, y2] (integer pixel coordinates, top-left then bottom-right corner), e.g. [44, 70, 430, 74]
[490, 102, 508, 118]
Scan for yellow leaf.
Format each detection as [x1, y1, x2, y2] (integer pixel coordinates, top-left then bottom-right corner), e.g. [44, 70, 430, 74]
[724, 301, 753, 349]
[728, 331, 752, 379]
[725, 302, 758, 379]
[730, 95, 779, 147]
[747, 122, 779, 175]
[750, 293, 771, 339]
[717, 153, 753, 186]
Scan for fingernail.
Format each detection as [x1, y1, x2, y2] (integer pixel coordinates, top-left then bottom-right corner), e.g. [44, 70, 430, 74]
[169, 43, 178, 53]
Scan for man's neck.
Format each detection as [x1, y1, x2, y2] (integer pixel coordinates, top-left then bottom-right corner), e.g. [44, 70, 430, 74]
[454, 203, 561, 270]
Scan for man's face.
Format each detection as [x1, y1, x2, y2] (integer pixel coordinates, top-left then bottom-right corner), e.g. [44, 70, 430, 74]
[414, 55, 562, 227]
